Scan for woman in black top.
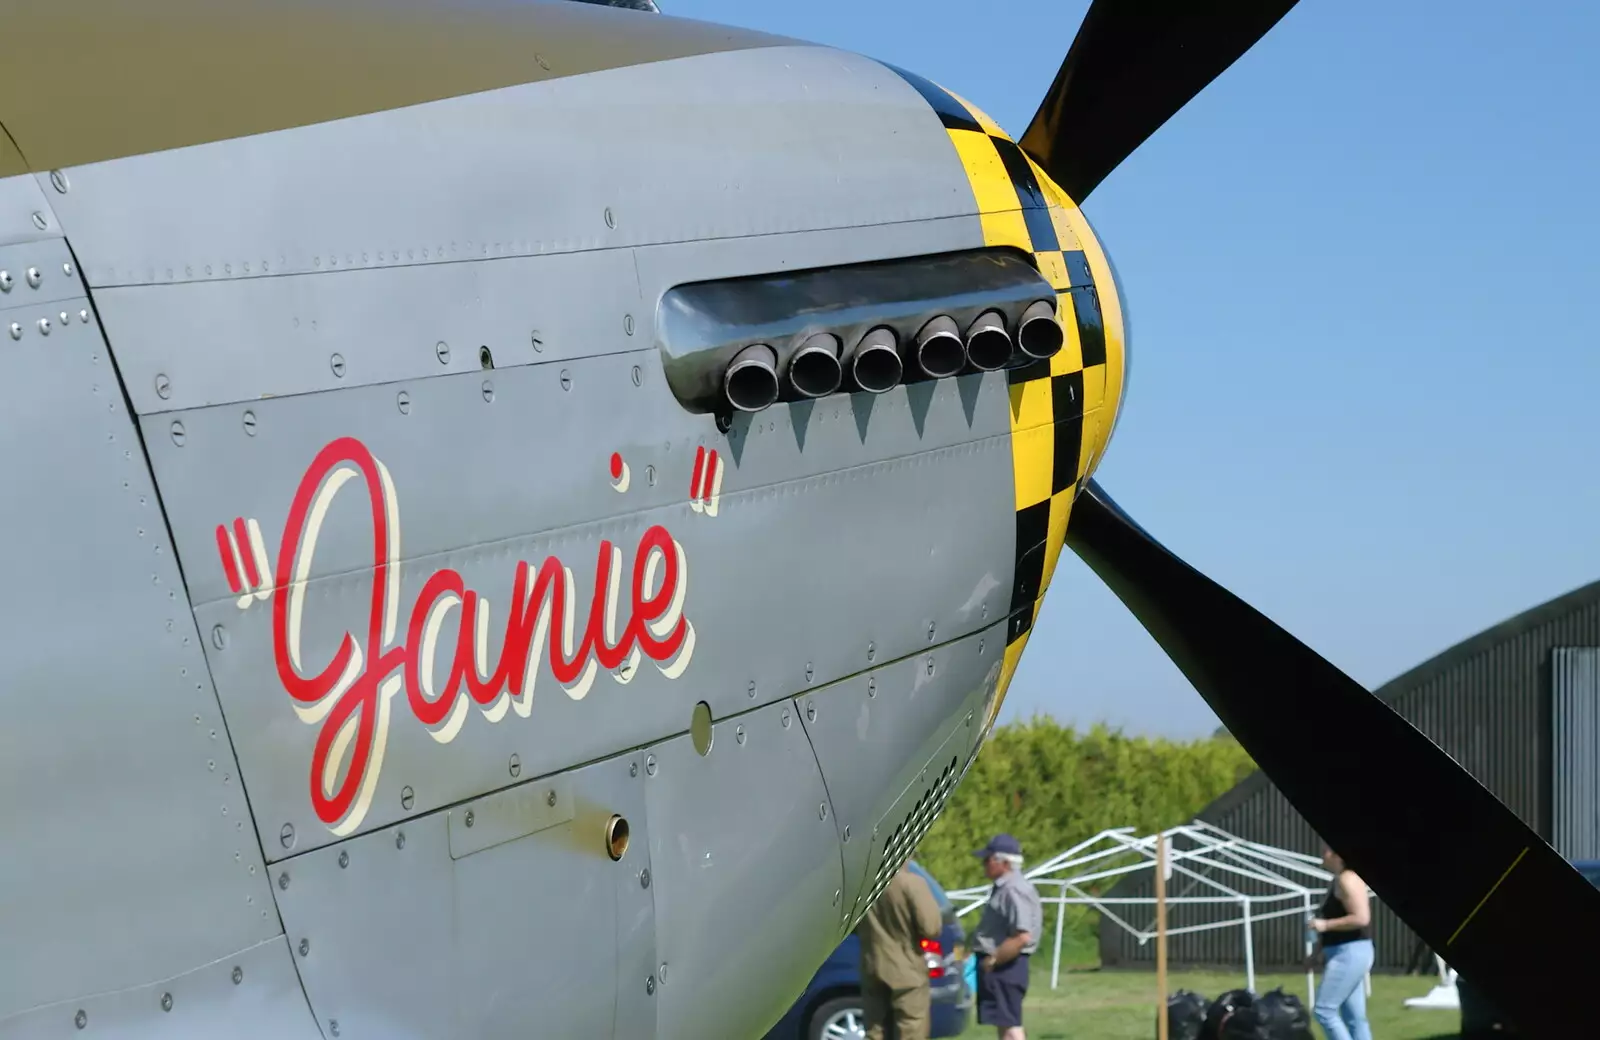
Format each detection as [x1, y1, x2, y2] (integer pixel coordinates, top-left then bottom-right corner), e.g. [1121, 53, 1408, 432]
[1308, 844, 1373, 1040]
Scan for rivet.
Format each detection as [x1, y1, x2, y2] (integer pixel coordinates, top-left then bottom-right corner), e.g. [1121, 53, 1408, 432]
[337, 850, 349, 869]
[631, 365, 642, 386]
[436, 341, 451, 365]
[401, 786, 415, 810]
[868, 678, 877, 698]
[8, 323, 20, 340]
[806, 701, 817, 722]
[509, 753, 522, 778]
[927, 656, 936, 676]
[623, 313, 634, 336]
[50, 169, 69, 193]
[26, 267, 41, 288]
[928, 621, 937, 641]
[482, 379, 495, 403]
[833, 889, 841, 906]
[465, 809, 475, 828]
[30, 212, 46, 231]
[646, 464, 657, 486]
[64, 263, 73, 277]
[646, 975, 655, 996]
[966, 712, 975, 726]
[232, 966, 243, 985]
[75, 1009, 86, 1029]
[0, 271, 10, 292]
[37, 317, 50, 335]
[979, 639, 986, 654]
[530, 330, 543, 353]
[560, 369, 572, 391]
[819, 802, 828, 820]
[659, 964, 668, 984]
[629, 761, 639, 778]
[160, 992, 172, 1012]
[645, 754, 657, 777]
[735, 725, 746, 744]
[604, 207, 616, 229]
[981, 604, 989, 620]
[782, 708, 792, 729]
[805, 663, 814, 684]
[170, 420, 187, 446]
[640, 868, 651, 889]
[242, 410, 257, 436]
[278, 872, 290, 890]
[747, 680, 757, 699]
[534, 53, 551, 70]
[867, 642, 876, 662]
[844, 825, 851, 842]
[298, 938, 310, 957]
[59, 310, 70, 325]
[397, 391, 411, 414]
[329, 353, 346, 378]
[211, 624, 228, 650]
[330, 1021, 341, 1037]
[79, 309, 89, 323]
[280, 823, 295, 849]
[479, 345, 494, 369]
[546, 789, 557, 807]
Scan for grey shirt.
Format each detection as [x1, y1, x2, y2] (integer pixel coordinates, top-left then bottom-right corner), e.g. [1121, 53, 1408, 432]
[972, 868, 1044, 956]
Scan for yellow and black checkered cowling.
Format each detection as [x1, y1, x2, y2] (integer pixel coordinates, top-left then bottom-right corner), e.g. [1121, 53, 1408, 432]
[883, 64, 1129, 732]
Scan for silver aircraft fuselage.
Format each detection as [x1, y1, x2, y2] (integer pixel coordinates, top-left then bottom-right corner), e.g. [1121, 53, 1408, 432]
[0, 1, 1126, 1037]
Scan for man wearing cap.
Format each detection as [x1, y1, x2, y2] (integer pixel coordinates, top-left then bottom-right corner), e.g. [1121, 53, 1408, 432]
[972, 834, 1043, 1039]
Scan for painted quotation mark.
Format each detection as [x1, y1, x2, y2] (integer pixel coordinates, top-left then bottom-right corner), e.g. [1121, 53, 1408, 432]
[690, 446, 723, 517]
[216, 517, 273, 609]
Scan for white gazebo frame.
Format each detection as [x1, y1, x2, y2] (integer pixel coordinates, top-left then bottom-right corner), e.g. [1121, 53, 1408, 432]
[947, 821, 1375, 1004]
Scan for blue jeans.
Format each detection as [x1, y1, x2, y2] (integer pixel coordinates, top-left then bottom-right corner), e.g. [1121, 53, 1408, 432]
[1314, 938, 1374, 1040]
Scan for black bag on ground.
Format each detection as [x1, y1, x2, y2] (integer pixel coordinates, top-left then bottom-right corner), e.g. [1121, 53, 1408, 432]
[1254, 987, 1316, 1040]
[1200, 989, 1272, 1040]
[1161, 989, 1209, 1040]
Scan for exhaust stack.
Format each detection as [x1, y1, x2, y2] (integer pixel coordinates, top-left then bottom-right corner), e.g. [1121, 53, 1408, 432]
[964, 310, 1013, 371]
[1017, 300, 1065, 359]
[911, 316, 966, 378]
[788, 333, 844, 398]
[848, 328, 903, 394]
[723, 344, 780, 412]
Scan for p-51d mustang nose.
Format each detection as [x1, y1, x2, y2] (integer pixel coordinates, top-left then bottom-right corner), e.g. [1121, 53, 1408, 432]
[0, 3, 1123, 1038]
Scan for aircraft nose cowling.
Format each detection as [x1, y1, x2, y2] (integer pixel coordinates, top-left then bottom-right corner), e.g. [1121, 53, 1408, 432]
[864, 64, 1129, 731]
[20, 23, 1121, 1040]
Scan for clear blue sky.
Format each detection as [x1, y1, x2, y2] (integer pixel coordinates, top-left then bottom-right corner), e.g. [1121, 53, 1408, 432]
[662, 0, 1600, 739]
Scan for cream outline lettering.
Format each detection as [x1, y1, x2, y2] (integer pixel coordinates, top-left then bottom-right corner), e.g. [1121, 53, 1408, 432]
[236, 436, 694, 837]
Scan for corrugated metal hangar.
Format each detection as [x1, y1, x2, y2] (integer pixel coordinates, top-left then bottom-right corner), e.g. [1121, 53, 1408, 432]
[1098, 577, 1600, 973]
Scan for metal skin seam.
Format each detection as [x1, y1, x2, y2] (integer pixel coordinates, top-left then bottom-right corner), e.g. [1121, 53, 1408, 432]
[878, 64, 1128, 734]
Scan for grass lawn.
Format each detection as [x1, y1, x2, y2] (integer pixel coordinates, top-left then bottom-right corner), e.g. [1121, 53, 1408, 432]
[955, 969, 1463, 1039]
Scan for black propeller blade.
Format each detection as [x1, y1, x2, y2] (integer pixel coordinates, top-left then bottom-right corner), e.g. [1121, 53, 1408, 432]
[1018, 0, 1301, 203]
[1065, 479, 1600, 1038]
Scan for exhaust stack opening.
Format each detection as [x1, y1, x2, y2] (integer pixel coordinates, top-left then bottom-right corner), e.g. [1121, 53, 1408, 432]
[849, 328, 903, 394]
[912, 315, 966, 378]
[965, 311, 1013, 371]
[789, 333, 843, 398]
[1017, 300, 1065, 359]
[724, 343, 780, 412]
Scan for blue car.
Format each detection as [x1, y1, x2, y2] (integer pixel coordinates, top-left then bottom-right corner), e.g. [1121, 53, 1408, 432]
[765, 860, 972, 1040]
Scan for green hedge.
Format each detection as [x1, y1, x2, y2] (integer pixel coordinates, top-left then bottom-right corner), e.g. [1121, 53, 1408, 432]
[914, 717, 1257, 966]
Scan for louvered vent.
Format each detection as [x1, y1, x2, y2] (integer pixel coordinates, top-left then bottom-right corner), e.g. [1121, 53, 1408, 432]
[844, 753, 961, 931]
